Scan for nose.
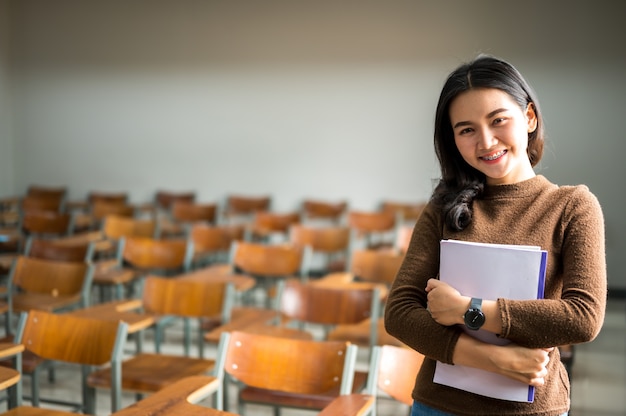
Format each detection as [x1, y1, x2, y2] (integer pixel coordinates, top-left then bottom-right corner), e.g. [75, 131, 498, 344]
[476, 127, 498, 149]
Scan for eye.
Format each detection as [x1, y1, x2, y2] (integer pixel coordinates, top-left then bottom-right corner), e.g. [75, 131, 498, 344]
[458, 127, 474, 135]
[492, 117, 506, 126]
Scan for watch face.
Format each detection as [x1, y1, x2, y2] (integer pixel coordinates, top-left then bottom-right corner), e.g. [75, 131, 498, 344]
[464, 309, 486, 330]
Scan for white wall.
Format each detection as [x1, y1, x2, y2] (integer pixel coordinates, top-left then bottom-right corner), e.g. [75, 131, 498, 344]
[4, 0, 626, 290]
[0, 0, 14, 196]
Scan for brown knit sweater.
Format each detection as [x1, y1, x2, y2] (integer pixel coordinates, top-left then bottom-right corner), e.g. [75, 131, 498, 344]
[384, 175, 606, 416]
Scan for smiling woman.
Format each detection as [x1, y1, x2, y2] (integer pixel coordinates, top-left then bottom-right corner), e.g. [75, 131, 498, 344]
[384, 55, 606, 416]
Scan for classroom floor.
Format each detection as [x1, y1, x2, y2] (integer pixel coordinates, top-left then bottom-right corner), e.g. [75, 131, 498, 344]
[1, 297, 624, 416]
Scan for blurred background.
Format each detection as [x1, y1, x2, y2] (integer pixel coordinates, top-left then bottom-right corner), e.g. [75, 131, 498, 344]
[1, 0, 624, 293]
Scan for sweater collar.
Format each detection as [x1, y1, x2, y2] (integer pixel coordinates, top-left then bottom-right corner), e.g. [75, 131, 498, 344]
[482, 175, 552, 200]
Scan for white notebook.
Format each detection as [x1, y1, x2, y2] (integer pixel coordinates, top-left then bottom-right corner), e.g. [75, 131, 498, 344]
[433, 239, 547, 402]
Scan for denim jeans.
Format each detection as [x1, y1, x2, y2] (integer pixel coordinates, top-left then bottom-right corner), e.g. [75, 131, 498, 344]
[411, 401, 568, 416]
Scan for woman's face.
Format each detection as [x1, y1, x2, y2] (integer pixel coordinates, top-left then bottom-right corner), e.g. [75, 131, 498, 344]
[449, 88, 538, 185]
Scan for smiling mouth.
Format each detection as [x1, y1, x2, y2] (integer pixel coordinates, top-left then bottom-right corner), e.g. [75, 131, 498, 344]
[481, 150, 507, 161]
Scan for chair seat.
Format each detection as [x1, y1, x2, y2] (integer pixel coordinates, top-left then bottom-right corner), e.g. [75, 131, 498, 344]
[239, 370, 368, 410]
[12, 293, 82, 312]
[92, 266, 137, 286]
[0, 366, 20, 390]
[87, 353, 215, 394]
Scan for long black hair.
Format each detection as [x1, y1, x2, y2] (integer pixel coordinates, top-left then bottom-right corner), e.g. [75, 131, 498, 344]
[432, 55, 545, 231]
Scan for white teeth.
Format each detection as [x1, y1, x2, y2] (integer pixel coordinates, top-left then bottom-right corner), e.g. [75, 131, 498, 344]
[483, 150, 506, 161]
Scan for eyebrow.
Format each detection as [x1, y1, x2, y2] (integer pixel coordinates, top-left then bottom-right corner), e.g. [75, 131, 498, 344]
[452, 108, 509, 129]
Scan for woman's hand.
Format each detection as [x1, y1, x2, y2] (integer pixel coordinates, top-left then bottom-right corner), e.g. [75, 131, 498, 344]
[489, 343, 554, 386]
[455, 334, 554, 387]
[425, 278, 469, 326]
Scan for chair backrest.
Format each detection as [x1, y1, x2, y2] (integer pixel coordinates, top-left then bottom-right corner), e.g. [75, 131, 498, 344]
[347, 210, 396, 233]
[88, 192, 128, 205]
[25, 236, 93, 262]
[9, 255, 93, 297]
[213, 331, 358, 411]
[289, 224, 351, 254]
[171, 201, 217, 224]
[21, 211, 73, 236]
[250, 211, 301, 241]
[349, 249, 404, 286]
[347, 210, 397, 251]
[224, 195, 271, 224]
[120, 236, 193, 274]
[92, 201, 135, 222]
[380, 201, 427, 224]
[142, 275, 235, 322]
[26, 186, 67, 201]
[155, 191, 196, 211]
[20, 195, 63, 213]
[190, 224, 245, 266]
[366, 345, 425, 414]
[278, 279, 380, 329]
[102, 215, 157, 239]
[15, 309, 128, 413]
[301, 199, 348, 224]
[230, 241, 310, 278]
[190, 224, 245, 253]
[16, 309, 127, 366]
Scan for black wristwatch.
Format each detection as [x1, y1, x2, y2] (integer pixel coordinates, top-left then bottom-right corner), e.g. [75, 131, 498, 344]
[463, 297, 486, 330]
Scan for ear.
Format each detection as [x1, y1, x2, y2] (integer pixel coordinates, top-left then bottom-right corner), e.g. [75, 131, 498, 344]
[526, 103, 538, 133]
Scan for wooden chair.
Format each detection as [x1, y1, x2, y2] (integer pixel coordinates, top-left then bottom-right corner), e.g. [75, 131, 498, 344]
[102, 215, 158, 241]
[25, 186, 67, 202]
[86, 276, 229, 403]
[162, 201, 218, 238]
[190, 223, 246, 267]
[6, 256, 93, 334]
[69, 192, 131, 232]
[24, 236, 94, 263]
[213, 330, 359, 415]
[121, 236, 193, 277]
[289, 224, 351, 277]
[347, 210, 397, 251]
[20, 211, 73, 238]
[75, 200, 135, 232]
[88, 191, 129, 205]
[91, 216, 159, 300]
[349, 248, 405, 287]
[226, 240, 311, 307]
[301, 199, 348, 225]
[248, 211, 300, 243]
[0, 237, 94, 303]
[6, 310, 128, 414]
[95, 235, 193, 301]
[325, 249, 405, 348]
[380, 201, 427, 225]
[364, 344, 425, 416]
[155, 190, 196, 212]
[20, 196, 63, 214]
[222, 195, 271, 225]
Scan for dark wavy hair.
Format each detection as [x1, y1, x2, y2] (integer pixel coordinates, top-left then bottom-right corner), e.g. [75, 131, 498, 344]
[432, 55, 545, 231]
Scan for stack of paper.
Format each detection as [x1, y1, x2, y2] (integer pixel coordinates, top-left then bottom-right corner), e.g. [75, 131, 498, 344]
[433, 239, 547, 402]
